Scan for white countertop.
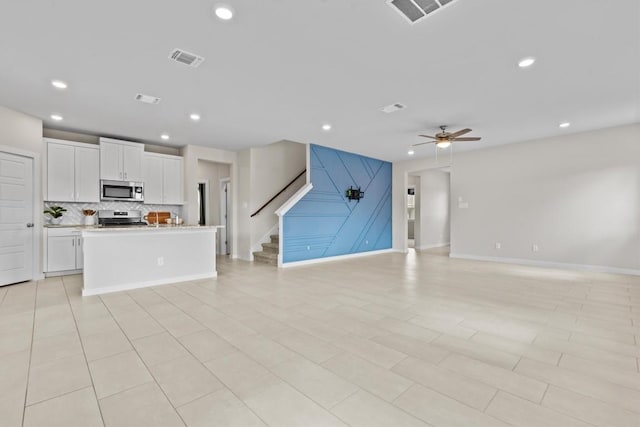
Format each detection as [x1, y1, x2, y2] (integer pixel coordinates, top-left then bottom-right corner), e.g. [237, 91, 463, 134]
[45, 224, 223, 231]
[82, 224, 219, 232]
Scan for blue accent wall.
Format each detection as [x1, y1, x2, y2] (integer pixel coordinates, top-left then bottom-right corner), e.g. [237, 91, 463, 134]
[282, 144, 392, 263]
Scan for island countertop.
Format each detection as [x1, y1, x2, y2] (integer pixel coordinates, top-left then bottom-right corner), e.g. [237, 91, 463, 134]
[81, 224, 221, 233]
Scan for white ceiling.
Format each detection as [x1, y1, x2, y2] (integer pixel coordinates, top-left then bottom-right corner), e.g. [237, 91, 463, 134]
[0, 0, 638, 161]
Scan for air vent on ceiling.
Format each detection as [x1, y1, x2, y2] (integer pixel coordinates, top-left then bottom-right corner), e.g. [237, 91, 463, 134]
[135, 93, 161, 105]
[381, 103, 407, 113]
[169, 48, 205, 68]
[387, 0, 457, 25]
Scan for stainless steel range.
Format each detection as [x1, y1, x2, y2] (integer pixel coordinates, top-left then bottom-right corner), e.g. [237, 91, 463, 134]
[97, 210, 147, 227]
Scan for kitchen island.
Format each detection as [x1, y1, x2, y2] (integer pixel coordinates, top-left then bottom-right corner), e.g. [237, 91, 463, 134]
[81, 225, 217, 296]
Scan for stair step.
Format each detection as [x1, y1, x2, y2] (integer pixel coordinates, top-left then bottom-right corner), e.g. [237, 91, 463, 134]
[270, 234, 279, 244]
[253, 251, 278, 265]
[261, 242, 279, 254]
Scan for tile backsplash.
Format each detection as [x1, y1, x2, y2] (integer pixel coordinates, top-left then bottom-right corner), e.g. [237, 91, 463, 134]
[43, 201, 183, 225]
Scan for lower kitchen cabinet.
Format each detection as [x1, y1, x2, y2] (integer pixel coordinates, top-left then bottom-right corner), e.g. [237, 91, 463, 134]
[44, 228, 83, 274]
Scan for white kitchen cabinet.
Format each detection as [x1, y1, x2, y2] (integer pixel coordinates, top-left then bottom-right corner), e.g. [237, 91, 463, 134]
[99, 137, 144, 182]
[163, 157, 183, 205]
[45, 228, 83, 273]
[143, 153, 183, 205]
[46, 139, 100, 202]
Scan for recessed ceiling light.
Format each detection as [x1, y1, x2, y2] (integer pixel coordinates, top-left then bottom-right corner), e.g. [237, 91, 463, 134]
[190, 113, 201, 121]
[214, 4, 234, 20]
[407, 149, 415, 156]
[322, 124, 332, 131]
[559, 122, 571, 128]
[50, 114, 63, 121]
[518, 57, 536, 68]
[51, 80, 67, 89]
[161, 134, 170, 140]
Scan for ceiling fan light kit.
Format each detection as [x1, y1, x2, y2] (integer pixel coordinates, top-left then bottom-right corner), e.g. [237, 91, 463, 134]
[413, 125, 482, 151]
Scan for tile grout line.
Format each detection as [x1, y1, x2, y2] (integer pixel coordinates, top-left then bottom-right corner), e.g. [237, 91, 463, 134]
[96, 290, 193, 427]
[20, 280, 38, 427]
[142, 285, 272, 427]
[61, 276, 107, 427]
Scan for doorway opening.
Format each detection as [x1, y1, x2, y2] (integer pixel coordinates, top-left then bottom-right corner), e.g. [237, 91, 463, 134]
[407, 167, 451, 256]
[220, 178, 230, 256]
[196, 160, 231, 255]
[197, 182, 207, 226]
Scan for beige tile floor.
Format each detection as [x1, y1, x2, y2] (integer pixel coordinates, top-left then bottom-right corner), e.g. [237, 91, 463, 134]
[1, 249, 640, 427]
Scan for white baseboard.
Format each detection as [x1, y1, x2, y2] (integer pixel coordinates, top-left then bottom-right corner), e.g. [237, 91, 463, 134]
[449, 253, 640, 276]
[280, 248, 395, 268]
[45, 269, 83, 278]
[82, 272, 218, 296]
[416, 242, 450, 251]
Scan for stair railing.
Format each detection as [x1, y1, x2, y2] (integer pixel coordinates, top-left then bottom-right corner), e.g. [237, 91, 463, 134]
[250, 170, 306, 218]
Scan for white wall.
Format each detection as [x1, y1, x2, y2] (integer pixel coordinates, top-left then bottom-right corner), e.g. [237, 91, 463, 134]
[394, 124, 640, 273]
[236, 149, 252, 260]
[249, 141, 306, 255]
[234, 140, 306, 261]
[0, 106, 42, 153]
[417, 170, 450, 250]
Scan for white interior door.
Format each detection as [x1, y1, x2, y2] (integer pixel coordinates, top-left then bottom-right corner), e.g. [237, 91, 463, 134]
[0, 151, 33, 286]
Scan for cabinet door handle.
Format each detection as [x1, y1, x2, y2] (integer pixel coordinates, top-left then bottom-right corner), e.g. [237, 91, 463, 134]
[119, 172, 123, 179]
[72, 239, 75, 247]
[124, 172, 127, 180]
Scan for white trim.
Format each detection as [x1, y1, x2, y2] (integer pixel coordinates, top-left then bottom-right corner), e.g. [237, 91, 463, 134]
[416, 242, 450, 251]
[275, 183, 313, 217]
[45, 269, 82, 278]
[281, 249, 395, 269]
[449, 253, 640, 277]
[220, 177, 231, 256]
[0, 144, 42, 282]
[82, 272, 218, 296]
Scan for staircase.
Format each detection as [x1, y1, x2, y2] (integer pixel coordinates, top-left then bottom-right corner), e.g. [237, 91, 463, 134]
[253, 234, 279, 265]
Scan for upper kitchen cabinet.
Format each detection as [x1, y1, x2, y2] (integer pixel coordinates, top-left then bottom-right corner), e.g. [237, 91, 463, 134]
[143, 152, 184, 205]
[99, 137, 144, 182]
[45, 139, 100, 202]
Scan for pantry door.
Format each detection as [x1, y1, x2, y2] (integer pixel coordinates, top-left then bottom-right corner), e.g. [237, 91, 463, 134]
[0, 151, 33, 286]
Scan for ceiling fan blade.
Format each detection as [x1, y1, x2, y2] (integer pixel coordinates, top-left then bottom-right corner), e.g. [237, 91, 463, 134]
[447, 128, 472, 139]
[411, 141, 435, 147]
[451, 137, 481, 141]
[418, 135, 438, 139]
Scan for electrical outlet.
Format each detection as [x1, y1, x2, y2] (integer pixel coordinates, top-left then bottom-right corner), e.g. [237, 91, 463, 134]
[495, 242, 501, 249]
[157, 257, 164, 266]
[365, 240, 369, 245]
[306, 245, 310, 251]
[532, 244, 539, 252]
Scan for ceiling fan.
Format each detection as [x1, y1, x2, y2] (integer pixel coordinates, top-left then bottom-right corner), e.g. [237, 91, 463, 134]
[413, 125, 482, 149]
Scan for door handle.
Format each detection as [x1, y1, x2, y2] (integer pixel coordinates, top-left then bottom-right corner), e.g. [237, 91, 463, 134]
[26, 223, 34, 228]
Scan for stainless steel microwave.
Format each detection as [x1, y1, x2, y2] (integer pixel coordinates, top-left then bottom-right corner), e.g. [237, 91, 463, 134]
[100, 180, 144, 202]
